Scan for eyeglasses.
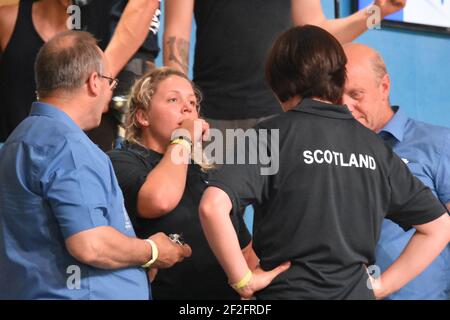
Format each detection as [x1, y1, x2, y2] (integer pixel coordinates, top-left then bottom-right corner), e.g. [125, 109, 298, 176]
[99, 74, 119, 90]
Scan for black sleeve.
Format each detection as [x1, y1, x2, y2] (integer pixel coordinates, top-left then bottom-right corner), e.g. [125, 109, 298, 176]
[108, 149, 153, 220]
[386, 151, 446, 231]
[207, 134, 269, 217]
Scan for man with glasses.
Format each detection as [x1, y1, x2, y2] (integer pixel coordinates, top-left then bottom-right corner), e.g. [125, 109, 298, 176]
[99, 74, 119, 91]
[0, 31, 191, 300]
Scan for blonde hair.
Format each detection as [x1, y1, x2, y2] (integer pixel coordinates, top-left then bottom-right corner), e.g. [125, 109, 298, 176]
[125, 67, 212, 170]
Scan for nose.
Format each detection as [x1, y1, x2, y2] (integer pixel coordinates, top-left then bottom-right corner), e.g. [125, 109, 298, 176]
[181, 99, 195, 114]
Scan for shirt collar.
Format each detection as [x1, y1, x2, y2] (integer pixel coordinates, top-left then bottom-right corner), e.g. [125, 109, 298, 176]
[120, 140, 204, 174]
[30, 102, 82, 132]
[379, 106, 408, 142]
[121, 140, 163, 162]
[290, 98, 354, 120]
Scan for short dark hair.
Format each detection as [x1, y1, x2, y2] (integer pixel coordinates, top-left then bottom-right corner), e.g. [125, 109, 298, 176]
[35, 31, 103, 98]
[265, 25, 347, 104]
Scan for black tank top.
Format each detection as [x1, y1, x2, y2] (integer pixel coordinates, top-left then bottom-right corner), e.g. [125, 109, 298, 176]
[0, 0, 44, 142]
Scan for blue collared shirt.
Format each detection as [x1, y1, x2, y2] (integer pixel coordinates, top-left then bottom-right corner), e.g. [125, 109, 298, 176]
[0, 102, 150, 299]
[376, 107, 450, 300]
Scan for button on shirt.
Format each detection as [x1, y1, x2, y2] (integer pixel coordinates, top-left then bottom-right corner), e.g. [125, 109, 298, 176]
[0, 102, 149, 299]
[376, 107, 450, 300]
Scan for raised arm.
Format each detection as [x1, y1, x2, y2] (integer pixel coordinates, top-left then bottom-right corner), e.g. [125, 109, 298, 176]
[291, 0, 406, 44]
[0, 4, 18, 53]
[105, 0, 160, 77]
[137, 119, 208, 218]
[199, 187, 290, 299]
[372, 213, 450, 299]
[163, 0, 194, 74]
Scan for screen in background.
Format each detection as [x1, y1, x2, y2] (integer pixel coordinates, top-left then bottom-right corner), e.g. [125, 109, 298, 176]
[357, 0, 450, 31]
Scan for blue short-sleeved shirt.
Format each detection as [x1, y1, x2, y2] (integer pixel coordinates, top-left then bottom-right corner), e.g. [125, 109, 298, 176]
[0, 102, 150, 299]
[376, 107, 450, 300]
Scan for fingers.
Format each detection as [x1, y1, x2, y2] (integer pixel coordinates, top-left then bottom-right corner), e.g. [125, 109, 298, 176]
[201, 120, 210, 141]
[179, 243, 192, 258]
[147, 268, 158, 283]
[177, 118, 210, 143]
[266, 261, 291, 281]
[241, 261, 291, 298]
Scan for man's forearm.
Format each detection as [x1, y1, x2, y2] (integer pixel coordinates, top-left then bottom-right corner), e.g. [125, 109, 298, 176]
[163, 35, 190, 74]
[292, 0, 406, 44]
[66, 226, 151, 270]
[317, 9, 369, 44]
[105, 0, 159, 77]
[163, 0, 194, 74]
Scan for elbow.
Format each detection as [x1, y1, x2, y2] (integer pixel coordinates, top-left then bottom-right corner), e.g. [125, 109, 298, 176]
[199, 187, 232, 223]
[67, 240, 101, 267]
[137, 192, 179, 219]
[199, 197, 219, 223]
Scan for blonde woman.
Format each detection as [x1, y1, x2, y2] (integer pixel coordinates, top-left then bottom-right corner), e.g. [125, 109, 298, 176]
[108, 67, 257, 299]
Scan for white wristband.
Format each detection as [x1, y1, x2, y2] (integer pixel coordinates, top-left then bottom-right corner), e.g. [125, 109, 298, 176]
[141, 239, 158, 268]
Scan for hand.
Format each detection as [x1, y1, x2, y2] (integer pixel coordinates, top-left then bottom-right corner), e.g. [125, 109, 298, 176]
[374, 0, 407, 18]
[147, 268, 158, 283]
[235, 261, 291, 299]
[368, 274, 384, 299]
[148, 232, 192, 269]
[366, 268, 388, 300]
[176, 118, 210, 145]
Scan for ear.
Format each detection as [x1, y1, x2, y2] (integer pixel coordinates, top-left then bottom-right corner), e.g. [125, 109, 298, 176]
[86, 72, 101, 97]
[379, 73, 391, 102]
[135, 109, 150, 127]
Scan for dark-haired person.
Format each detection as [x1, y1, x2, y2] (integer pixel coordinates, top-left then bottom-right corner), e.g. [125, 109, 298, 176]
[199, 25, 450, 300]
[108, 67, 257, 299]
[0, 31, 190, 300]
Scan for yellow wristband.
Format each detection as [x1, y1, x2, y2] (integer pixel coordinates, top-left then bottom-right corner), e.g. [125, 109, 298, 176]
[141, 239, 158, 268]
[230, 270, 252, 290]
[170, 138, 192, 152]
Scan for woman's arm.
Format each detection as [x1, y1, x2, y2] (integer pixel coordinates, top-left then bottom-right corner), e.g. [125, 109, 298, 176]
[372, 213, 450, 298]
[291, 0, 406, 44]
[199, 187, 290, 299]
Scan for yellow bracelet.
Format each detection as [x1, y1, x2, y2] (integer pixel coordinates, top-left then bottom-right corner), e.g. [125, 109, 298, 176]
[170, 138, 192, 152]
[230, 270, 252, 290]
[141, 239, 158, 269]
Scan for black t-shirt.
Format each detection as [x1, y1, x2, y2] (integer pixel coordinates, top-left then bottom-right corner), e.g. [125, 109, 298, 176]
[107, 141, 251, 300]
[193, 0, 290, 120]
[208, 99, 446, 300]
